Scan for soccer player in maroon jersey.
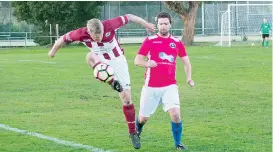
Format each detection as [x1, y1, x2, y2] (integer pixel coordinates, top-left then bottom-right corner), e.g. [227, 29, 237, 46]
[134, 12, 194, 150]
[48, 14, 155, 149]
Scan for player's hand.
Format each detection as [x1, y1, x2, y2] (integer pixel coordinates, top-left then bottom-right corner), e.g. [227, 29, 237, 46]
[146, 60, 157, 68]
[187, 79, 195, 87]
[260, 31, 262, 35]
[145, 23, 156, 33]
[48, 50, 55, 58]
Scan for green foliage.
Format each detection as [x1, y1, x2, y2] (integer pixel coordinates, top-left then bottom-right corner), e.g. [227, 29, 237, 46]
[11, 1, 105, 45]
[0, 24, 10, 33]
[0, 1, 11, 7]
[119, 1, 160, 6]
[164, 1, 201, 16]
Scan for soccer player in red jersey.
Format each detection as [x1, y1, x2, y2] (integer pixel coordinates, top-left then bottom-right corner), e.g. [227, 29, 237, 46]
[48, 14, 155, 149]
[134, 12, 194, 150]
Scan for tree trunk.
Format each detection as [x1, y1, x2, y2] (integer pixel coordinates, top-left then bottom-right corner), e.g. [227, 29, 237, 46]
[181, 5, 199, 45]
[164, 1, 201, 46]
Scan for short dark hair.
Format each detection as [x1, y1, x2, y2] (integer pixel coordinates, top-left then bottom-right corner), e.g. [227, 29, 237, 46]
[156, 12, 172, 24]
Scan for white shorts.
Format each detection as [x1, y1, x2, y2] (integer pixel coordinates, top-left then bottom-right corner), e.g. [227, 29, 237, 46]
[139, 84, 180, 117]
[100, 55, 131, 90]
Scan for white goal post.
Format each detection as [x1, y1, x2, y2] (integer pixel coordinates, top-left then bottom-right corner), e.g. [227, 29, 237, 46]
[217, 4, 273, 47]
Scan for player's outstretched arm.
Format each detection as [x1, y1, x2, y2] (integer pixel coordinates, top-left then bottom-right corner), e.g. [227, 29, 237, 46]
[48, 36, 66, 58]
[125, 14, 155, 32]
[180, 56, 194, 87]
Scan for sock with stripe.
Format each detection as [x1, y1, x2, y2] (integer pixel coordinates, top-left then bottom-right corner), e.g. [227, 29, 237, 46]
[123, 104, 136, 134]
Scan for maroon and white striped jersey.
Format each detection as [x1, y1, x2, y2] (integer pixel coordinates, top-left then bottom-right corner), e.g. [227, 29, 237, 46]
[62, 15, 129, 60]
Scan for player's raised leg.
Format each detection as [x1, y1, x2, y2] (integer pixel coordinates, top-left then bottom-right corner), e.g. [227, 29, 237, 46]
[86, 52, 123, 92]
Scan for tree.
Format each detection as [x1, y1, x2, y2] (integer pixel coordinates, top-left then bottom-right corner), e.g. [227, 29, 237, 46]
[164, 1, 201, 45]
[0, 1, 10, 7]
[0, 1, 11, 24]
[12, 1, 104, 45]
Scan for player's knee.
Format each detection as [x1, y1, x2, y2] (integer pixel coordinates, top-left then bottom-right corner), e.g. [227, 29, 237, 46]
[169, 108, 181, 123]
[86, 52, 99, 67]
[138, 117, 148, 124]
[171, 114, 181, 123]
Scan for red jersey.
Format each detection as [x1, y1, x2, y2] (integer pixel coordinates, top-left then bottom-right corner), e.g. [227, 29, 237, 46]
[62, 16, 129, 60]
[138, 34, 187, 87]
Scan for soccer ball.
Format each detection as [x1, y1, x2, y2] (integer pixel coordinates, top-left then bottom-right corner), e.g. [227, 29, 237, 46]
[93, 63, 114, 83]
[251, 43, 255, 46]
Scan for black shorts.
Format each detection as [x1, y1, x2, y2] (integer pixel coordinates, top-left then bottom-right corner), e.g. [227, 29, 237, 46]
[262, 34, 269, 38]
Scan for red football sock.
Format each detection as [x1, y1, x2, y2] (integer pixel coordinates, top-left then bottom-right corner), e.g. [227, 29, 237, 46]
[123, 104, 136, 134]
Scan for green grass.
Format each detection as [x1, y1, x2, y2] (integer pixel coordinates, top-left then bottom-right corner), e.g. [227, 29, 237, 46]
[0, 44, 271, 152]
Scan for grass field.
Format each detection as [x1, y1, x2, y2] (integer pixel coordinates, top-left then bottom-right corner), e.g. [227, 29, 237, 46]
[0, 44, 272, 152]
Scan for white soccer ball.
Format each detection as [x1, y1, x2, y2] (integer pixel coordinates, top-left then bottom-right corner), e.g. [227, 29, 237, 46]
[93, 63, 114, 83]
[251, 43, 255, 46]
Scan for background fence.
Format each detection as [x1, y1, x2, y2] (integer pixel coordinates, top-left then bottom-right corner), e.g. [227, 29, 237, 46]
[0, 1, 272, 47]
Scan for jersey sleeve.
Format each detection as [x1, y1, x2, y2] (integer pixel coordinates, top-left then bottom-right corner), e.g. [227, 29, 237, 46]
[178, 41, 187, 57]
[62, 28, 82, 42]
[138, 37, 150, 56]
[107, 15, 129, 31]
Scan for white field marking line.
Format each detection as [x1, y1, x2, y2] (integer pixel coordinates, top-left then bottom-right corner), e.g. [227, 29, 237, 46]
[0, 124, 113, 152]
[17, 59, 56, 64]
